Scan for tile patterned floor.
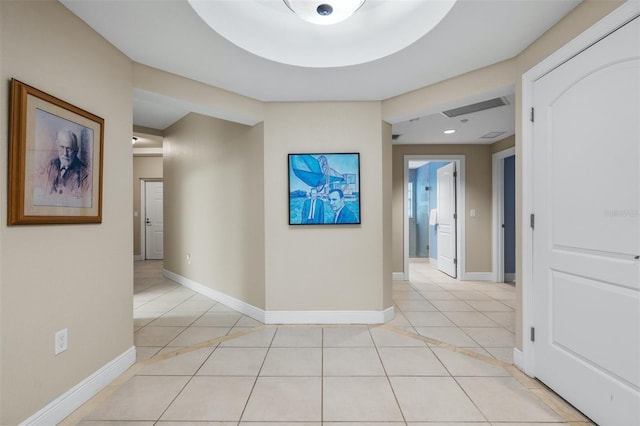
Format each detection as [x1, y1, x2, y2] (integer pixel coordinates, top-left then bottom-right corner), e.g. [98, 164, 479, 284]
[63, 260, 593, 425]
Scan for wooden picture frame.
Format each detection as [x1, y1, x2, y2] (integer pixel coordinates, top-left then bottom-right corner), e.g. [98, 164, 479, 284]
[288, 152, 361, 225]
[8, 79, 104, 225]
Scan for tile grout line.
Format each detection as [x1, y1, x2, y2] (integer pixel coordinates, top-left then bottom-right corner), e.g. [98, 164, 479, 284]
[58, 325, 269, 426]
[380, 323, 592, 424]
[367, 327, 407, 424]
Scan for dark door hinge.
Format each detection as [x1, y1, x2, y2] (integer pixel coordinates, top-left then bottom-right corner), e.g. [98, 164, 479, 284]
[530, 327, 535, 342]
[530, 107, 535, 122]
[530, 213, 535, 229]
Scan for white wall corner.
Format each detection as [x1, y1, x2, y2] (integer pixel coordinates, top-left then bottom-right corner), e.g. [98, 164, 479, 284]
[513, 347, 525, 371]
[20, 346, 136, 426]
[392, 272, 406, 281]
[163, 269, 266, 323]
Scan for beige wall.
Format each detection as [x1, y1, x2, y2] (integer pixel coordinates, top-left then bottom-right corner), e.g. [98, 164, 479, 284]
[263, 102, 392, 312]
[391, 145, 493, 274]
[0, 1, 134, 424]
[491, 135, 515, 154]
[133, 156, 163, 257]
[163, 113, 266, 308]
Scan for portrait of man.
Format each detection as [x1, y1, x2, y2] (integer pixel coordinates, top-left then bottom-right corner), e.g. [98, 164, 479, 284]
[301, 187, 325, 224]
[46, 129, 91, 197]
[33, 109, 93, 208]
[328, 188, 358, 224]
[288, 153, 360, 225]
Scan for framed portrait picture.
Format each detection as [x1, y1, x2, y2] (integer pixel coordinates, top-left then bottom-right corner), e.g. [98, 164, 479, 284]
[8, 79, 104, 225]
[288, 152, 361, 225]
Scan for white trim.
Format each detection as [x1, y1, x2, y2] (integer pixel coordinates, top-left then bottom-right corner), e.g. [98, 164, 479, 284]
[134, 255, 143, 261]
[163, 269, 266, 323]
[461, 272, 494, 281]
[403, 155, 465, 281]
[492, 147, 515, 283]
[521, 0, 640, 377]
[392, 272, 406, 281]
[163, 269, 395, 325]
[20, 347, 136, 426]
[265, 307, 395, 325]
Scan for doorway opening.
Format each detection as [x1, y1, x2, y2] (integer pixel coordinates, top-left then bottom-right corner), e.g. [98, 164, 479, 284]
[403, 155, 465, 282]
[140, 179, 164, 260]
[492, 147, 516, 283]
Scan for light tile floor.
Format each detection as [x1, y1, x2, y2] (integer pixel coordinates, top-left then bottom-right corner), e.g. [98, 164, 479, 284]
[64, 260, 593, 425]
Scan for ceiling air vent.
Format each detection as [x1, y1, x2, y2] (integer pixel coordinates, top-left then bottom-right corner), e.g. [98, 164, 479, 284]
[442, 97, 509, 118]
[481, 131, 507, 139]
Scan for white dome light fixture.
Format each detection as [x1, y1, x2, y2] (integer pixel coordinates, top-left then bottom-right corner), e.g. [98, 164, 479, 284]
[283, 0, 366, 25]
[188, 0, 457, 68]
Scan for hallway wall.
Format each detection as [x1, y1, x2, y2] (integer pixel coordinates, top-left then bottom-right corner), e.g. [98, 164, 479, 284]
[163, 113, 266, 309]
[0, 1, 134, 423]
[264, 102, 393, 313]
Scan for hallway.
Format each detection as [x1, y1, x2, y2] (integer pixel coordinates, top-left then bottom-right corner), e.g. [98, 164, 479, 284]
[63, 261, 592, 425]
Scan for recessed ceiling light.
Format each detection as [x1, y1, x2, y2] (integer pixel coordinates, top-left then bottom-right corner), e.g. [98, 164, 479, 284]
[444, 129, 456, 134]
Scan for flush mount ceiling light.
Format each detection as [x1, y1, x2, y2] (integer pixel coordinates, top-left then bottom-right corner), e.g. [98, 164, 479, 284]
[187, 0, 456, 67]
[444, 129, 456, 134]
[283, 0, 365, 25]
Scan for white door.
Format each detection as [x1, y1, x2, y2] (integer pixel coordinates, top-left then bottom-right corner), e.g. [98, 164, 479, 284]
[437, 162, 456, 277]
[145, 181, 164, 260]
[532, 16, 639, 426]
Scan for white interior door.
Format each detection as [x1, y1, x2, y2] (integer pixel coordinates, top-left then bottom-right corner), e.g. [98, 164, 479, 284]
[145, 181, 164, 260]
[532, 16, 639, 426]
[437, 162, 456, 277]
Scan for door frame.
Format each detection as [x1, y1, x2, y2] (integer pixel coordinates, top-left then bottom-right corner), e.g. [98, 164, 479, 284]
[519, 0, 639, 376]
[492, 147, 515, 283]
[402, 155, 466, 281]
[140, 178, 163, 261]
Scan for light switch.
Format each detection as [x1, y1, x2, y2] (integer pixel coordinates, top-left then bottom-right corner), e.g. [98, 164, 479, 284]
[470, 209, 476, 217]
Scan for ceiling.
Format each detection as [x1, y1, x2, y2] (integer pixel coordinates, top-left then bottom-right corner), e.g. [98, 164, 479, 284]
[60, 0, 581, 144]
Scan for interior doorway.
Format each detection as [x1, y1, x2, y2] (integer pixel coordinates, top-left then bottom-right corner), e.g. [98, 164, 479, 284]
[404, 155, 465, 281]
[492, 147, 516, 283]
[141, 179, 164, 260]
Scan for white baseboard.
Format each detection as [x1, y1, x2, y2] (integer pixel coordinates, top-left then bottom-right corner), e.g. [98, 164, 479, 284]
[163, 270, 395, 325]
[461, 272, 494, 281]
[265, 306, 395, 325]
[163, 269, 266, 323]
[429, 258, 438, 267]
[133, 255, 143, 261]
[505, 272, 516, 282]
[21, 346, 136, 426]
[513, 347, 524, 370]
[392, 272, 406, 281]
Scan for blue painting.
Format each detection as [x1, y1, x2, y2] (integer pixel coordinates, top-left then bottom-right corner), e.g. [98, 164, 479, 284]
[288, 153, 360, 225]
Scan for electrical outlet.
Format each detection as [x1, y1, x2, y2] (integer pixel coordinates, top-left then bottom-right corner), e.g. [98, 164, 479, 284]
[55, 328, 68, 355]
[186, 253, 191, 264]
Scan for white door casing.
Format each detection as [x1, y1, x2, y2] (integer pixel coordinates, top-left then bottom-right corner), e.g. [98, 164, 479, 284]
[437, 162, 457, 277]
[145, 180, 164, 260]
[530, 13, 639, 426]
